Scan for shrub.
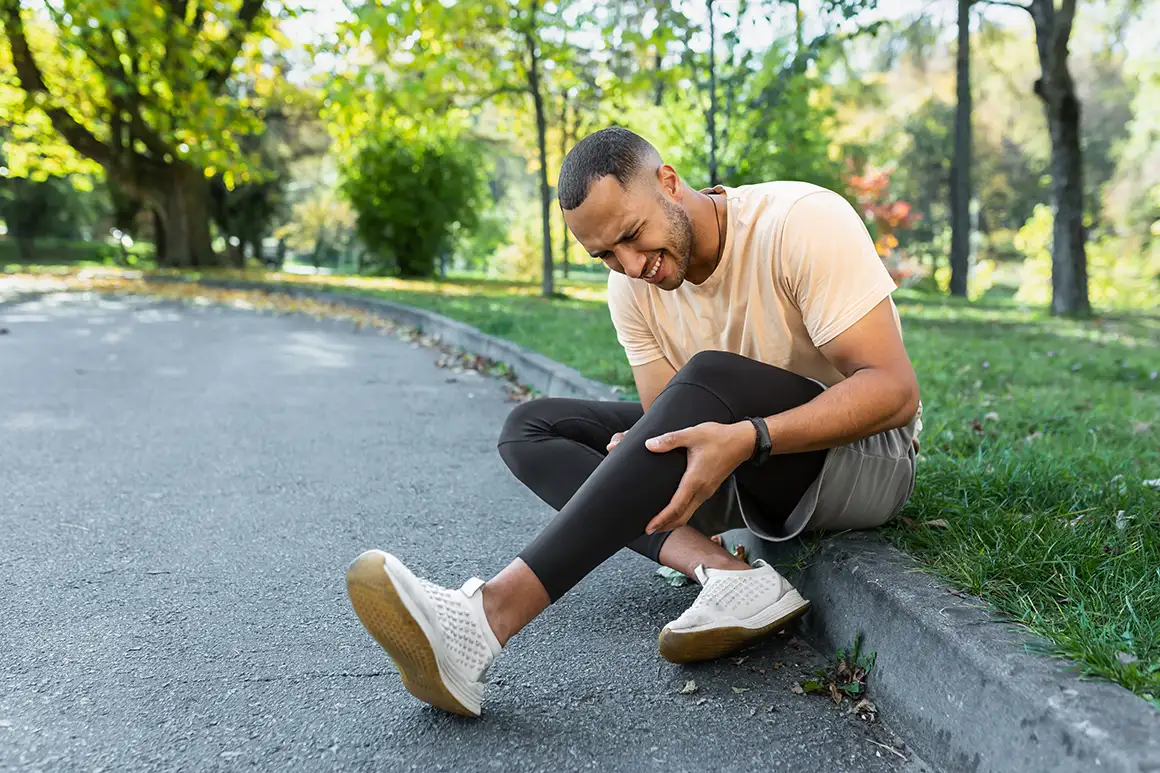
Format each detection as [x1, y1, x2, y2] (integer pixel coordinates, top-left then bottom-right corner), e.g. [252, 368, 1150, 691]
[340, 129, 486, 277]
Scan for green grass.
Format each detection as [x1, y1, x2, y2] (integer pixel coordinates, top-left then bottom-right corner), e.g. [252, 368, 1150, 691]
[8, 265, 1159, 704]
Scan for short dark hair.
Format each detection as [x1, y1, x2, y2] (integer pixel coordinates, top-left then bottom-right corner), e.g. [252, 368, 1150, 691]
[557, 127, 661, 210]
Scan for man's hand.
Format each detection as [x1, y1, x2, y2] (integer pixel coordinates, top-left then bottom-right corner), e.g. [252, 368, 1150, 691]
[606, 432, 625, 451]
[643, 422, 754, 535]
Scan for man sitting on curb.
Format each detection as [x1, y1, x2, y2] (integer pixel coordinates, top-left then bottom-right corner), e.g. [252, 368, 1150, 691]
[344, 126, 923, 717]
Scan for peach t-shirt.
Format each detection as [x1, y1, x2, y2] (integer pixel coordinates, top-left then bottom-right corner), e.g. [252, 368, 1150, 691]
[606, 181, 902, 388]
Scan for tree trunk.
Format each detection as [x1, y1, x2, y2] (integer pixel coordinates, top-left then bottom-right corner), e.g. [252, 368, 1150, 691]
[792, 0, 803, 54]
[1020, 0, 1089, 315]
[148, 162, 215, 269]
[949, 0, 972, 298]
[706, 0, 719, 186]
[1041, 85, 1088, 315]
[559, 98, 571, 280]
[152, 208, 168, 266]
[525, 15, 555, 298]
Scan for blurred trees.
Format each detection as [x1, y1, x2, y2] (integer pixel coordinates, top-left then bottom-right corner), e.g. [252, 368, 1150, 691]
[0, 0, 295, 268]
[3, 0, 1157, 313]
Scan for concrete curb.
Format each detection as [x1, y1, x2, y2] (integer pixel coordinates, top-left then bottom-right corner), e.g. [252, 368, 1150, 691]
[18, 274, 1157, 772]
[730, 531, 1160, 773]
[140, 276, 622, 403]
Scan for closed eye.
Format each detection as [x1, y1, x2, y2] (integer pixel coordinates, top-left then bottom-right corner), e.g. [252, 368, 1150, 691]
[591, 225, 644, 259]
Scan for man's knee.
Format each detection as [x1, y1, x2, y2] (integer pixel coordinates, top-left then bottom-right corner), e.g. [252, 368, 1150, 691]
[673, 350, 749, 391]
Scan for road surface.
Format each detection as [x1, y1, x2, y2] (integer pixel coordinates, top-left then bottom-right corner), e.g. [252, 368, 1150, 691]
[0, 292, 930, 772]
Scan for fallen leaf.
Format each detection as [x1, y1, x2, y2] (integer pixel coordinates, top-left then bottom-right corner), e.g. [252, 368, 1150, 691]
[1116, 510, 1129, 530]
[731, 686, 750, 694]
[969, 419, 985, 435]
[678, 680, 698, 695]
[1133, 422, 1153, 434]
[1144, 479, 1160, 490]
[732, 657, 748, 666]
[829, 683, 844, 706]
[1118, 652, 1139, 666]
[922, 519, 950, 529]
[791, 683, 805, 695]
[773, 663, 784, 670]
[983, 411, 1001, 422]
[900, 516, 916, 528]
[1024, 431, 1044, 445]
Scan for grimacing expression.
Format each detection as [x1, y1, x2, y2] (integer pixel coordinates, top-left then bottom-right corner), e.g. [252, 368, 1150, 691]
[563, 175, 694, 291]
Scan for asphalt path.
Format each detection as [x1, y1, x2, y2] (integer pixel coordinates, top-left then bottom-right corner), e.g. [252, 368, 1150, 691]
[0, 292, 930, 772]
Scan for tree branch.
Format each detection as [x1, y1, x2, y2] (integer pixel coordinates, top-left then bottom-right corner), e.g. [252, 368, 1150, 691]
[0, 0, 113, 166]
[203, 0, 265, 95]
[1058, 0, 1077, 42]
[976, 0, 1031, 11]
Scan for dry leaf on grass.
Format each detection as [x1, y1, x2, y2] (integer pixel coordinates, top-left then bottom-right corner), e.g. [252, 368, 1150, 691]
[678, 680, 698, 695]
[983, 411, 1001, 422]
[1144, 479, 1160, 490]
[1133, 422, 1153, 434]
[922, 519, 950, 529]
[1118, 652, 1139, 665]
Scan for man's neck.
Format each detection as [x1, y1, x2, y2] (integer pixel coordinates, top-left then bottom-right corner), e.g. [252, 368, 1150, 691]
[685, 187, 727, 285]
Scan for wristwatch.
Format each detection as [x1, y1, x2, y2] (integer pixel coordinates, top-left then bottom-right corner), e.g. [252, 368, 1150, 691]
[745, 416, 772, 466]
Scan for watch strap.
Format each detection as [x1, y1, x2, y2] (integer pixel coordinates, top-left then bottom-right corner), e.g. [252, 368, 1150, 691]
[746, 417, 772, 465]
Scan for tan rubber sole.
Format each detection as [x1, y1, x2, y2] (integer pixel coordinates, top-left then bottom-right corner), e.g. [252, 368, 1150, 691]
[657, 600, 811, 664]
[345, 552, 476, 717]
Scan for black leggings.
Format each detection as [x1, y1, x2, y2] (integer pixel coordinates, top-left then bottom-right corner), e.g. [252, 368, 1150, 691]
[497, 350, 828, 602]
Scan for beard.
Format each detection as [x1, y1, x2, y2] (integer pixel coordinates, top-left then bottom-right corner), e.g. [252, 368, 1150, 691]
[660, 196, 694, 286]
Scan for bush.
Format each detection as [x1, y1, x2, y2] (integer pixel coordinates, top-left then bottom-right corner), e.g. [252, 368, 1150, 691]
[340, 129, 486, 277]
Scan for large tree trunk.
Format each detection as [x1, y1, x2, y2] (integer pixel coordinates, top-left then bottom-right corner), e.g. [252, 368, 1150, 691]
[148, 162, 215, 269]
[706, 0, 719, 186]
[949, 0, 972, 298]
[525, 14, 555, 298]
[1028, 0, 1089, 315]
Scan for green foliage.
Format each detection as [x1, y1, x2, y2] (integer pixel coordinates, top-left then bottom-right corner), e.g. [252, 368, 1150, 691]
[340, 128, 486, 277]
[1015, 204, 1160, 311]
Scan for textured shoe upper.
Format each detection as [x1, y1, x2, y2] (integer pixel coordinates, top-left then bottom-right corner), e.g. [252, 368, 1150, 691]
[416, 576, 501, 682]
[670, 560, 788, 630]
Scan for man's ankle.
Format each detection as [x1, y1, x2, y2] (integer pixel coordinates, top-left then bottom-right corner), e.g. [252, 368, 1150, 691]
[699, 553, 752, 572]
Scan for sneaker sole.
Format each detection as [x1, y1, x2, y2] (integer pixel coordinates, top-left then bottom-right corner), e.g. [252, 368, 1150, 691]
[657, 595, 811, 664]
[345, 550, 478, 717]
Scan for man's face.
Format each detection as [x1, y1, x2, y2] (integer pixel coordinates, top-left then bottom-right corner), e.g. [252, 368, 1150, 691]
[563, 173, 694, 291]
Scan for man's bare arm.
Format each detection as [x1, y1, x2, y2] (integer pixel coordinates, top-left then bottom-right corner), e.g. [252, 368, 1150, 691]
[633, 357, 678, 412]
[756, 298, 919, 455]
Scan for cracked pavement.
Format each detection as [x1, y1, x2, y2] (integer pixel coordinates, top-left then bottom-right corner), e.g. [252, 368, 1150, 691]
[0, 292, 930, 772]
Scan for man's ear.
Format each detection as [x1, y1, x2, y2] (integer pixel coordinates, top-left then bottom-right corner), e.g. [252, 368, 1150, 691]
[656, 164, 683, 200]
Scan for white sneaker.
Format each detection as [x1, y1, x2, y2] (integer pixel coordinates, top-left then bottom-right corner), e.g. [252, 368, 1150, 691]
[658, 559, 810, 664]
[345, 549, 502, 717]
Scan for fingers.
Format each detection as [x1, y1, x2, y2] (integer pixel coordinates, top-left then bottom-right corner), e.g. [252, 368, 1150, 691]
[606, 432, 625, 451]
[646, 427, 689, 453]
[646, 478, 699, 534]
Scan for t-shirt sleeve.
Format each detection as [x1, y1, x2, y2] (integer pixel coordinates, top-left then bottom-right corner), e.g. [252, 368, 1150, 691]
[779, 190, 899, 348]
[606, 272, 666, 367]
